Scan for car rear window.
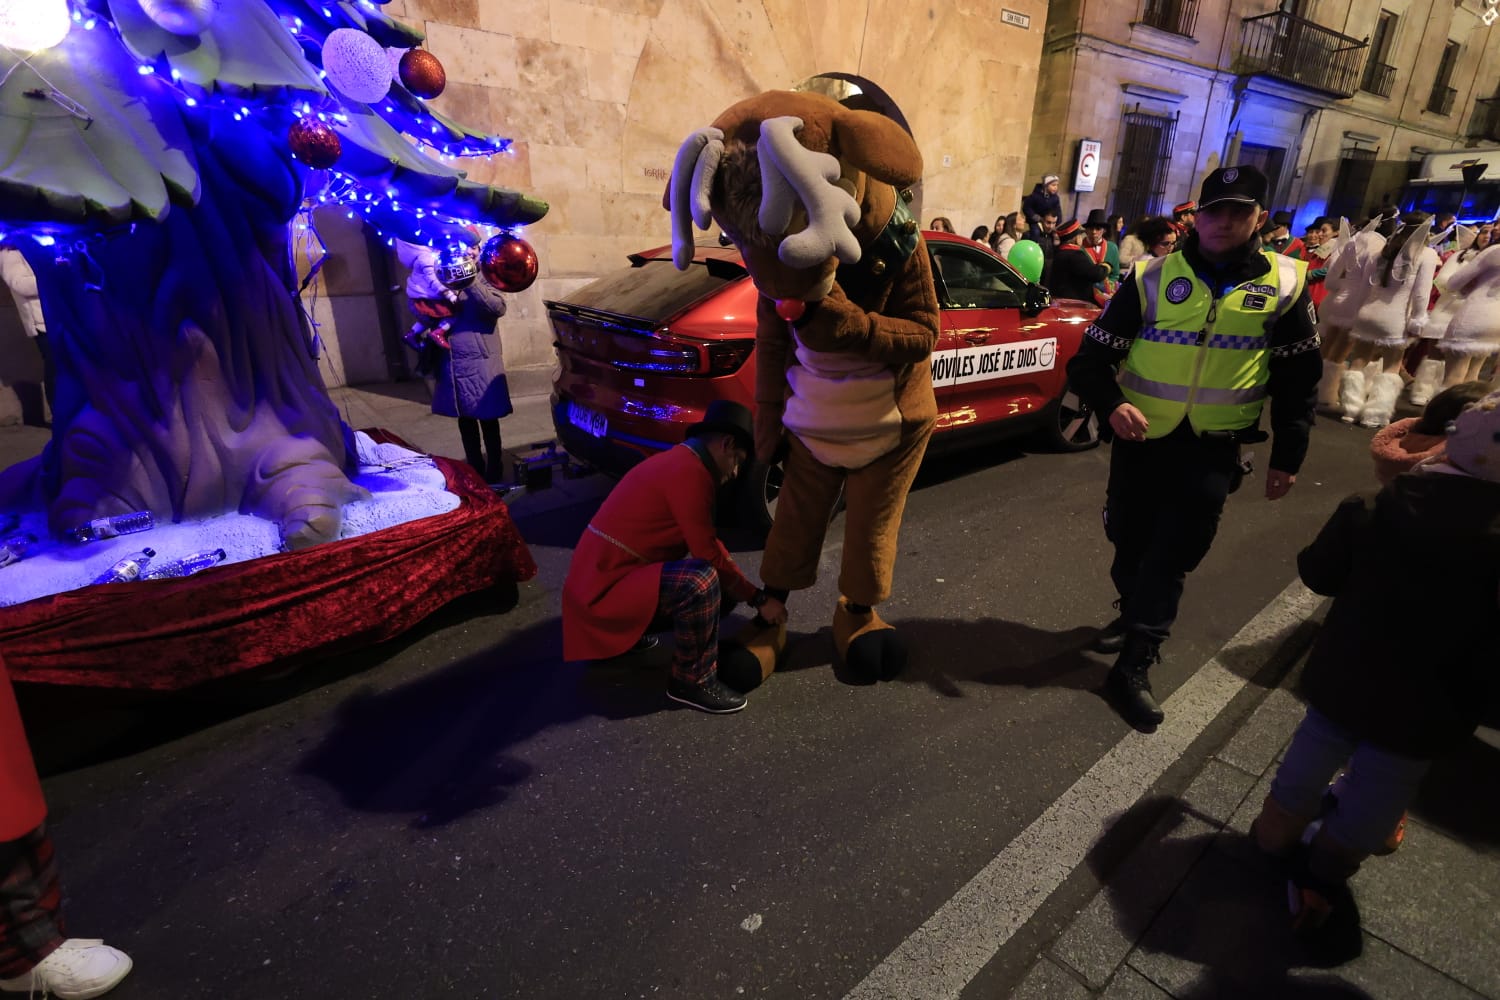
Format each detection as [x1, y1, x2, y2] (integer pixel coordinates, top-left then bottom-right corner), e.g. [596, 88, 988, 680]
[560, 259, 742, 324]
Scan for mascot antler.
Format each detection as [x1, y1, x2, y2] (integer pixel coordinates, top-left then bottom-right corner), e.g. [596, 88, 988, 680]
[668, 116, 862, 272]
[669, 127, 724, 270]
[755, 117, 862, 268]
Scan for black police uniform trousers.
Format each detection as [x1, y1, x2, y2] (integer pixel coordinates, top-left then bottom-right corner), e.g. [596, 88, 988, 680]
[1105, 422, 1240, 643]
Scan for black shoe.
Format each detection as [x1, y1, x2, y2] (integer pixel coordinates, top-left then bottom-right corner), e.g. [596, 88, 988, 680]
[1106, 634, 1165, 730]
[667, 677, 747, 714]
[1092, 617, 1127, 654]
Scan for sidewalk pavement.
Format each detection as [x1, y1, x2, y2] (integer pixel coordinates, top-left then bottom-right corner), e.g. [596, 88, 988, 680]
[1012, 651, 1500, 1000]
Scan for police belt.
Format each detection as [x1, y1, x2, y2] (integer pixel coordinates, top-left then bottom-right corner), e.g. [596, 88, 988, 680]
[1198, 427, 1269, 445]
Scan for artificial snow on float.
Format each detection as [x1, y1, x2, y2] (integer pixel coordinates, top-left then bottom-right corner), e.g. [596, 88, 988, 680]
[0, 432, 459, 609]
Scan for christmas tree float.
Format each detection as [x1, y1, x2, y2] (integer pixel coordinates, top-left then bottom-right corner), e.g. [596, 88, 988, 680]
[0, 0, 547, 550]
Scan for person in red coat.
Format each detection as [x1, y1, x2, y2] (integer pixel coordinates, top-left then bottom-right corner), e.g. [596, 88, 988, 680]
[0, 654, 132, 998]
[562, 402, 786, 714]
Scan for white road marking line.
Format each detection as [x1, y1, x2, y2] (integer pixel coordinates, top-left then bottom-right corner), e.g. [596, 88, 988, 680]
[843, 580, 1323, 1000]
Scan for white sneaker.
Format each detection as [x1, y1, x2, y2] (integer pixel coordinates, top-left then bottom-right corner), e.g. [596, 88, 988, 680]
[0, 940, 132, 999]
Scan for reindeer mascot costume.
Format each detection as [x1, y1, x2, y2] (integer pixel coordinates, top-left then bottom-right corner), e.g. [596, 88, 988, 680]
[666, 90, 939, 684]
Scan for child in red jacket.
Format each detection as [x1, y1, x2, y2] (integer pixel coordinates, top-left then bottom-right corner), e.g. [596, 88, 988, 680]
[0, 655, 133, 998]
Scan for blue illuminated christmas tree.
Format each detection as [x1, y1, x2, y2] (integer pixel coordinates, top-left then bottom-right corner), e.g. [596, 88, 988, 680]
[0, 0, 547, 549]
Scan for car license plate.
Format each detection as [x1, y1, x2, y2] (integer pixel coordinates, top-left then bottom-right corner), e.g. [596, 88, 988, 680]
[568, 402, 608, 439]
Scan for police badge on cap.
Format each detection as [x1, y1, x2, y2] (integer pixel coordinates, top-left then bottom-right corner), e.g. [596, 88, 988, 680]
[1198, 166, 1268, 209]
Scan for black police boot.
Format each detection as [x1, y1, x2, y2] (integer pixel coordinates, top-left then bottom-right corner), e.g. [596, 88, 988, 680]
[1092, 599, 1127, 654]
[1106, 633, 1165, 730]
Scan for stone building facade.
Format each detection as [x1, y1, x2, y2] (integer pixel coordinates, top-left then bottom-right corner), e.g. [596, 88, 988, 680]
[1026, 0, 1500, 231]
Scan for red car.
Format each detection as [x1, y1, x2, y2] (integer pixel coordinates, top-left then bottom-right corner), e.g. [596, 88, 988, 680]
[547, 231, 1101, 529]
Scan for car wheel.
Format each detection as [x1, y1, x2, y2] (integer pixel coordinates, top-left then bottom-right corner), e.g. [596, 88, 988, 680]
[1036, 384, 1102, 452]
[737, 458, 844, 539]
[738, 459, 785, 536]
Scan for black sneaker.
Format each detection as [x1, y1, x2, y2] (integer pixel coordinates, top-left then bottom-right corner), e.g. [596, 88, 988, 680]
[666, 677, 747, 714]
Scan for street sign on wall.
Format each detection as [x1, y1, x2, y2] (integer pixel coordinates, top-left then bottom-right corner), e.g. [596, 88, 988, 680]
[1074, 138, 1102, 193]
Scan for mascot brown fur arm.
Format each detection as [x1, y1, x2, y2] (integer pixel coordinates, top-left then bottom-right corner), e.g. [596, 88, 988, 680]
[668, 89, 939, 687]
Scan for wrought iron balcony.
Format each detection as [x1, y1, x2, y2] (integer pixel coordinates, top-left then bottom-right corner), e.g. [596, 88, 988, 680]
[1141, 0, 1198, 38]
[1236, 11, 1366, 98]
[1426, 86, 1456, 117]
[1468, 98, 1500, 142]
[1359, 61, 1395, 98]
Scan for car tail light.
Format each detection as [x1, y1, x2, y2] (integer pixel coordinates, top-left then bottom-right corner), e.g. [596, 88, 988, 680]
[614, 342, 700, 373]
[706, 339, 754, 374]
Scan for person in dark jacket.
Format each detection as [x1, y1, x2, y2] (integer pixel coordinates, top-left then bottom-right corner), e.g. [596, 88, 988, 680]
[1067, 166, 1322, 731]
[1047, 220, 1109, 301]
[1250, 390, 1500, 933]
[426, 245, 514, 483]
[1022, 175, 1061, 228]
[1025, 212, 1060, 284]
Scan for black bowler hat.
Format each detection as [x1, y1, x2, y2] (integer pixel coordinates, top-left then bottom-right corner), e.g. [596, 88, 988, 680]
[1271, 209, 1294, 228]
[1198, 165, 1269, 209]
[685, 400, 754, 453]
[1084, 208, 1110, 229]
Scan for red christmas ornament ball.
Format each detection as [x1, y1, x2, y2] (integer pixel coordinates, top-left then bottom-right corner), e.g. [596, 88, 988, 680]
[399, 49, 447, 99]
[288, 118, 342, 169]
[480, 234, 539, 293]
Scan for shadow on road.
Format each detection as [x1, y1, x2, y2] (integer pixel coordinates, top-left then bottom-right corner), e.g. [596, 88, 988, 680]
[1086, 796, 1374, 1000]
[296, 614, 669, 828]
[19, 583, 525, 777]
[880, 615, 1106, 696]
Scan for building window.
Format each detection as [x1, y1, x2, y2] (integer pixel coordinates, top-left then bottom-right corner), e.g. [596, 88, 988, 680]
[1468, 90, 1500, 143]
[1426, 41, 1459, 116]
[1113, 108, 1178, 226]
[1359, 11, 1397, 98]
[1327, 148, 1377, 223]
[1141, 0, 1199, 37]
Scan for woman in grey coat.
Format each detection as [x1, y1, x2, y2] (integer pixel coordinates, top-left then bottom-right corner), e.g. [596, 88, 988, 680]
[431, 270, 512, 483]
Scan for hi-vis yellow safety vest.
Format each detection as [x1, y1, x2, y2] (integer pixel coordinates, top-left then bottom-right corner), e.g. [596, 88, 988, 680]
[1119, 250, 1307, 437]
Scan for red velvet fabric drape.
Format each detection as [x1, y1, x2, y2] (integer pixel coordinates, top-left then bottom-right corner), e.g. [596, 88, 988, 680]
[0, 439, 536, 690]
[0, 654, 46, 838]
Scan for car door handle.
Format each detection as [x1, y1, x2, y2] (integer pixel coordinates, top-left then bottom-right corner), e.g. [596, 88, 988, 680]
[961, 329, 995, 345]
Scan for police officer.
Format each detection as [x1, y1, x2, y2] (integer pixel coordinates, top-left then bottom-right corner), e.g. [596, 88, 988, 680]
[1066, 166, 1322, 731]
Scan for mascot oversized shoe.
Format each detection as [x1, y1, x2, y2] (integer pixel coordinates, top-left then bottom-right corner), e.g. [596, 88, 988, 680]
[718, 618, 788, 693]
[835, 597, 906, 682]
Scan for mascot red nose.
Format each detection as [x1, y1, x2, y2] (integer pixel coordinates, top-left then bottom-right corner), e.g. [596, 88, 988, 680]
[665, 90, 940, 684]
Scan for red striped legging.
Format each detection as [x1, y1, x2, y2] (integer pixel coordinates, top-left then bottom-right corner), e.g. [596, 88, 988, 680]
[654, 559, 729, 684]
[0, 824, 66, 979]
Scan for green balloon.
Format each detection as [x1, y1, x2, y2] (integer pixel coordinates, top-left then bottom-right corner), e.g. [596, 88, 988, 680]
[1008, 239, 1044, 284]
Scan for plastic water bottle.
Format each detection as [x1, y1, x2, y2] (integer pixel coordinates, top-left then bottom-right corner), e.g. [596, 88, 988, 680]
[91, 548, 156, 585]
[0, 532, 36, 568]
[71, 511, 155, 543]
[141, 548, 227, 580]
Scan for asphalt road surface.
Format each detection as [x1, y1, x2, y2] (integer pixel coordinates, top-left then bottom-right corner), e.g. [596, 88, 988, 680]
[22, 418, 1382, 999]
